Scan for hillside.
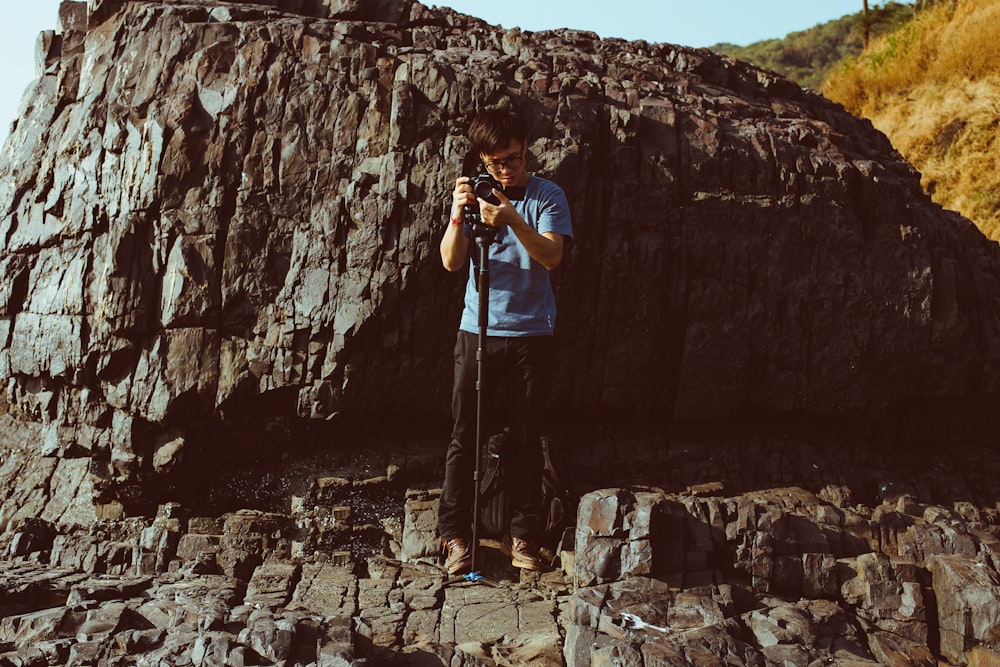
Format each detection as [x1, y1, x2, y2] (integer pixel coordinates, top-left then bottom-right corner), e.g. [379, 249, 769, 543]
[711, 2, 915, 91]
[822, 0, 1000, 240]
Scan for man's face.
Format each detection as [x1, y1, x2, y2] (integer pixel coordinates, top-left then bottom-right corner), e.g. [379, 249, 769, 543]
[480, 139, 529, 189]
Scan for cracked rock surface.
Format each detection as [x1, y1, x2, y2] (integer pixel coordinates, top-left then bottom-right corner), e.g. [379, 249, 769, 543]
[2, 0, 1000, 508]
[3, 0, 1000, 664]
[4, 412, 1000, 664]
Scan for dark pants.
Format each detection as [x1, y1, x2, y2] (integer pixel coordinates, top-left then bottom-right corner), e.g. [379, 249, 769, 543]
[437, 330, 554, 542]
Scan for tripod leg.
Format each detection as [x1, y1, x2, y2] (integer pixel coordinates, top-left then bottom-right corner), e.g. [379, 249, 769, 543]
[444, 232, 498, 588]
[470, 235, 491, 575]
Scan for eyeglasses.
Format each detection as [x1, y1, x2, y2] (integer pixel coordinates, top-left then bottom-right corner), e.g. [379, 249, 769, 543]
[482, 151, 524, 174]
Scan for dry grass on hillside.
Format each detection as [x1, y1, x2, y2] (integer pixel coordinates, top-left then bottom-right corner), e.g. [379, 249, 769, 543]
[823, 0, 1000, 240]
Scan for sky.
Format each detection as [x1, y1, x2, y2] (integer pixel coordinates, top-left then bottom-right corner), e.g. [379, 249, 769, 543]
[0, 0, 878, 146]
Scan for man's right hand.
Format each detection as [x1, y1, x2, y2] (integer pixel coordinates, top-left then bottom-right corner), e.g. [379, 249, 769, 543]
[442, 177, 474, 272]
[452, 176, 476, 219]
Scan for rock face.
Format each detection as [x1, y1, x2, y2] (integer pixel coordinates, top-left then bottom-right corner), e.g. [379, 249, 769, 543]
[3, 0, 1000, 509]
[3, 0, 1000, 664]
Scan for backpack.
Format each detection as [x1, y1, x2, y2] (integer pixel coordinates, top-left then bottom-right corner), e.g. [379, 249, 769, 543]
[478, 431, 509, 538]
[539, 434, 577, 545]
[478, 431, 576, 548]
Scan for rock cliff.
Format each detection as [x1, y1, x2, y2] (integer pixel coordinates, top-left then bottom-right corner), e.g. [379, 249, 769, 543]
[2, 0, 1000, 664]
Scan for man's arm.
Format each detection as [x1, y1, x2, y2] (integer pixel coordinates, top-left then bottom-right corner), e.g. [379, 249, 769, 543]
[479, 190, 565, 270]
[440, 216, 470, 272]
[440, 177, 474, 272]
[508, 225, 565, 270]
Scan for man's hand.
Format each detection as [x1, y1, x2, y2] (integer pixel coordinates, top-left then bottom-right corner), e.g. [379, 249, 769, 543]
[479, 188, 565, 270]
[441, 176, 474, 272]
[477, 188, 518, 228]
[451, 176, 476, 219]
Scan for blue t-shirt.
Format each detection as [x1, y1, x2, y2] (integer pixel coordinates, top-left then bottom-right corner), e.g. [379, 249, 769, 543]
[459, 175, 573, 337]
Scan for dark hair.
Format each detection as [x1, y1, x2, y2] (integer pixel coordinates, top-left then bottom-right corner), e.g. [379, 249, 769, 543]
[468, 108, 527, 155]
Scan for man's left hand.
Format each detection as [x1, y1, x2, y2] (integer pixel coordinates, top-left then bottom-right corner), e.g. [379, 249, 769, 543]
[477, 189, 520, 228]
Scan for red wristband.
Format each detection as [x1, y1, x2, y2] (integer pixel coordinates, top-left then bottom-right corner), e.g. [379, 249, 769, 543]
[450, 214, 463, 226]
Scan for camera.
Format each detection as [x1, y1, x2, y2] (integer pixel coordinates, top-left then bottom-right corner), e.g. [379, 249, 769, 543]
[462, 173, 503, 240]
[470, 173, 502, 207]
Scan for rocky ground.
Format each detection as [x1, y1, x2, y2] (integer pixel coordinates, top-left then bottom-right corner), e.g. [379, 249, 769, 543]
[3, 413, 1000, 666]
[0, 533, 569, 666]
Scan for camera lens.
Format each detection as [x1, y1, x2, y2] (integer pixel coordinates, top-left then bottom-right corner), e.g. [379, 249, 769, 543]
[472, 174, 502, 205]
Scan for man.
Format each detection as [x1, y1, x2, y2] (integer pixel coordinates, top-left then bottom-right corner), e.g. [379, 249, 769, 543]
[437, 108, 573, 574]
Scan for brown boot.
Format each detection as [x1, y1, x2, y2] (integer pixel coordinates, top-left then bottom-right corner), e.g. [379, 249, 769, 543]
[442, 537, 472, 574]
[509, 537, 545, 571]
